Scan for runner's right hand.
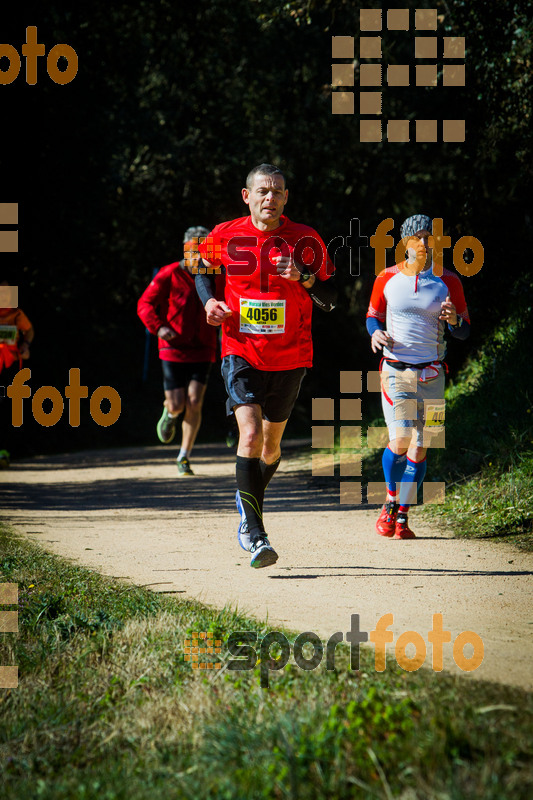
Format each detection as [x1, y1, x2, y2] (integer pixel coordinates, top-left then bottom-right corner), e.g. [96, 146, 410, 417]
[157, 326, 176, 341]
[274, 254, 300, 281]
[205, 298, 232, 326]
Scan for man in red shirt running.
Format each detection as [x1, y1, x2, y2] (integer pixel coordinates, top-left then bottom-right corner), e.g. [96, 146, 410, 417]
[137, 227, 217, 476]
[196, 164, 336, 567]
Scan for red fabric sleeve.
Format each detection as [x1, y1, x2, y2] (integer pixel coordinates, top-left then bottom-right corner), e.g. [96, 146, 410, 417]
[366, 270, 389, 322]
[137, 266, 172, 334]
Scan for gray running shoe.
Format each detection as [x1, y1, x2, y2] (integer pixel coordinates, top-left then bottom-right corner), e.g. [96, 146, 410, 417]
[250, 536, 278, 568]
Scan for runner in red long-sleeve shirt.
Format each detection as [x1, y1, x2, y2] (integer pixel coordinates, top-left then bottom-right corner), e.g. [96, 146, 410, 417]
[137, 227, 217, 476]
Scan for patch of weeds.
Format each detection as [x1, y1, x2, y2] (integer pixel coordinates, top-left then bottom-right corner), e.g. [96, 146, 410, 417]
[1, 525, 532, 800]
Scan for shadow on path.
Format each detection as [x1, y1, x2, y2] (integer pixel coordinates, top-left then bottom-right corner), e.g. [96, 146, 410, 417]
[1, 442, 354, 514]
[270, 566, 533, 579]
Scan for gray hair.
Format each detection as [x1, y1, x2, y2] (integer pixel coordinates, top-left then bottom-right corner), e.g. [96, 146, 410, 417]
[183, 226, 210, 244]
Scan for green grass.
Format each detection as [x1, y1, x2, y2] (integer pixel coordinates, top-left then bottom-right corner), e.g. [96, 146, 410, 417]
[1, 524, 532, 799]
[420, 455, 533, 550]
[421, 311, 533, 549]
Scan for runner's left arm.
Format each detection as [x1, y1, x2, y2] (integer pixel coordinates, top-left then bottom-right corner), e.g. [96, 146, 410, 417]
[448, 319, 470, 340]
[301, 273, 337, 312]
[291, 229, 337, 312]
[441, 273, 471, 341]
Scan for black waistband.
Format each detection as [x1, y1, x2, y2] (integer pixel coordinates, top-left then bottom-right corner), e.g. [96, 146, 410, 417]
[385, 359, 438, 370]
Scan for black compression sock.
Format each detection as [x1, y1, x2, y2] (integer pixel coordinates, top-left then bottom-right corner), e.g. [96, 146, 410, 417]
[236, 455, 265, 537]
[260, 456, 281, 490]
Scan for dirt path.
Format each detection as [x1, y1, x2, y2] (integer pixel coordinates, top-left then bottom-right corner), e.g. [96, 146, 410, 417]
[2, 443, 532, 690]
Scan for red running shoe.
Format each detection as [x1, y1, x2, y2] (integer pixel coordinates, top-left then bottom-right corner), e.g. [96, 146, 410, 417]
[394, 513, 416, 539]
[376, 502, 399, 537]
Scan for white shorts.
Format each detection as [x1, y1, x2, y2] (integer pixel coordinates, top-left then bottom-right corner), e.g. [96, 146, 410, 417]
[381, 361, 445, 448]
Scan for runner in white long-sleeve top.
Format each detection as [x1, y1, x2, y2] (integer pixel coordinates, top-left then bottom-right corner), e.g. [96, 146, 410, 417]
[366, 214, 470, 539]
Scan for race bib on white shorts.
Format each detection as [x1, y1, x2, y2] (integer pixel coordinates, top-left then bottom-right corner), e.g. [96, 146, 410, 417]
[424, 401, 445, 428]
[239, 298, 286, 335]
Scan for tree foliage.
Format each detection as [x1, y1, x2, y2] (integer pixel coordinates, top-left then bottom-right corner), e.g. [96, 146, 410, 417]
[1, 0, 531, 451]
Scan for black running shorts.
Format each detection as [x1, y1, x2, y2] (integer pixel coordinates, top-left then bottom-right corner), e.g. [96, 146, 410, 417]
[161, 360, 212, 392]
[221, 355, 306, 422]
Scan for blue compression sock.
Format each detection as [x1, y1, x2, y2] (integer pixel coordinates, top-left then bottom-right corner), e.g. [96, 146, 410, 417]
[399, 456, 427, 508]
[382, 447, 407, 498]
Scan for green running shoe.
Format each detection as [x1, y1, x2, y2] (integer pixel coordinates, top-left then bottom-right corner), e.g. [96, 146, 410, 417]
[177, 457, 194, 476]
[157, 408, 177, 444]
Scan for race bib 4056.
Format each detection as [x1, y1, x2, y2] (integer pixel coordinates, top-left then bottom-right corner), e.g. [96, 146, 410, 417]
[239, 298, 286, 335]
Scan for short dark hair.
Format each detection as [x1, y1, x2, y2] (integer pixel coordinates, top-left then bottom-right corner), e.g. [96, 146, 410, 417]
[245, 163, 286, 190]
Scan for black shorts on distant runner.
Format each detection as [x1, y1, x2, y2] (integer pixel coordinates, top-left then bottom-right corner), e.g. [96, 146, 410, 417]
[161, 361, 212, 392]
[221, 354, 306, 422]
